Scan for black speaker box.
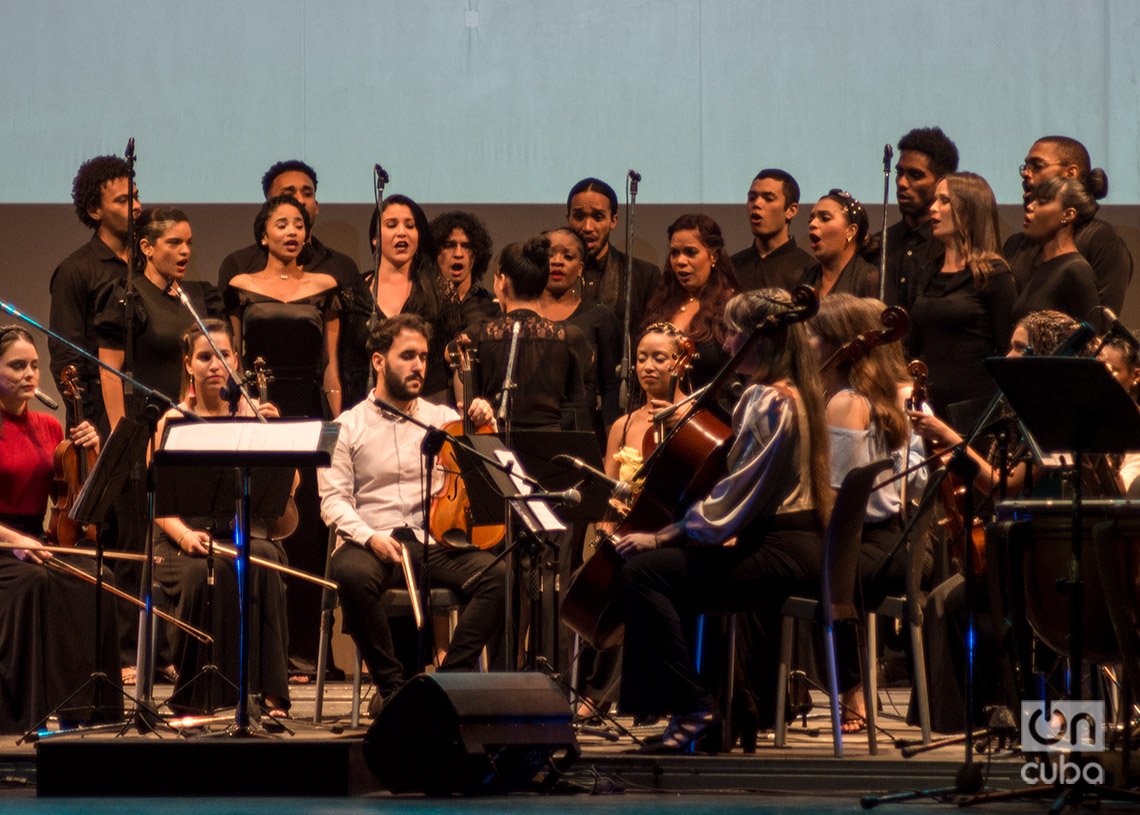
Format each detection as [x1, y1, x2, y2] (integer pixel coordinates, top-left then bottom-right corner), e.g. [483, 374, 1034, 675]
[364, 672, 579, 795]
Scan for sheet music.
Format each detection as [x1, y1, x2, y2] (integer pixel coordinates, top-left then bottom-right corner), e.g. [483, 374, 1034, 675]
[494, 450, 567, 534]
[164, 420, 324, 452]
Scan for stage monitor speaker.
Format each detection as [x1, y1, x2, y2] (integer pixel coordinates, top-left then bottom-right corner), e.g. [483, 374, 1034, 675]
[363, 672, 579, 795]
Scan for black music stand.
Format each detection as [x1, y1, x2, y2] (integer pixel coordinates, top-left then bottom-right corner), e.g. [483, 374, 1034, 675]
[19, 418, 151, 742]
[155, 418, 338, 736]
[449, 433, 569, 670]
[965, 357, 1140, 809]
[154, 454, 295, 716]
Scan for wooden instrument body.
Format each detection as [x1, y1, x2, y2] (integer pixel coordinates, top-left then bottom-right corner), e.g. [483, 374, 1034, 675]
[48, 365, 97, 547]
[429, 339, 506, 550]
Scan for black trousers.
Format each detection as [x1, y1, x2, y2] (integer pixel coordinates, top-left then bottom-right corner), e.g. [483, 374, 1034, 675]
[330, 531, 506, 695]
[619, 513, 820, 719]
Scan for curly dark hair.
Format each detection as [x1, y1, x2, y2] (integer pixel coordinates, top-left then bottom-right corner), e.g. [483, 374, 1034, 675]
[367, 313, 433, 355]
[261, 160, 317, 198]
[897, 127, 960, 178]
[429, 211, 494, 286]
[71, 155, 133, 229]
[253, 195, 311, 245]
[641, 214, 739, 346]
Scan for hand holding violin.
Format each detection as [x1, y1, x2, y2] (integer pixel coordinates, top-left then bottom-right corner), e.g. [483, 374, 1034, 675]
[906, 409, 960, 449]
[466, 397, 494, 429]
[68, 420, 100, 454]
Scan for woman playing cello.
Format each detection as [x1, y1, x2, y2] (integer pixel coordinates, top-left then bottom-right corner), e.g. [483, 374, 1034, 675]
[613, 288, 832, 753]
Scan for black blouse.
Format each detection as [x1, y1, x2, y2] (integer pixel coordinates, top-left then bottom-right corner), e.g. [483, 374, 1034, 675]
[562, 300, 622, 429]
[907, 266, 1016, 424]
[1010, 252, 1099, 324]
[471, 309, 586, 431]
[799, 254, 880, 298]
[94, 275, 223, 412]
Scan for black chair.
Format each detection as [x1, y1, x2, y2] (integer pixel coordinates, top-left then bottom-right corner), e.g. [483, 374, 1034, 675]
[772, 458, 892, 757]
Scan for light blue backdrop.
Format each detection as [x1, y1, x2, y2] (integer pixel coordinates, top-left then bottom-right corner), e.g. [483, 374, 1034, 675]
[2, 0, 1137, 205]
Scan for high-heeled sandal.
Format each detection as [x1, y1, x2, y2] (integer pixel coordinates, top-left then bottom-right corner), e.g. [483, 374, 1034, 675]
[639, 708, 721, 754]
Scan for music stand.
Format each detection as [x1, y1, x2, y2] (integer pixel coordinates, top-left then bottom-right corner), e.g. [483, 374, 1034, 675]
[449, 434, 569, 670]
[156, 418, 338, 736]
[965, 356, 1140, 809]
[19, 418, 151, 741]
[154, 450, 295, 716]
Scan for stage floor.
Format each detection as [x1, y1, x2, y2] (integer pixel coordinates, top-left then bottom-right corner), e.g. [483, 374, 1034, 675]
[0, 683, 1133, 812]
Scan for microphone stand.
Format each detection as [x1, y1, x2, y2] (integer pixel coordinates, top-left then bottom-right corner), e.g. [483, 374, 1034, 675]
[617, 169, 640, 410]
[367, 164, 389, 394]
[497, 320, 522, 448]
[877, 143, 893, 303]
[2, 299, 206, 738]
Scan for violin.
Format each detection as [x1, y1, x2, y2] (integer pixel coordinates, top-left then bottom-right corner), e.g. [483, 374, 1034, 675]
[908, 359, 986, 576]
[429, 337, 506, 550]
[48, 366, 98, 547]
[250, 356, 273, 406]
[820, 306, 909, 372]
[563, 285, 820, 648]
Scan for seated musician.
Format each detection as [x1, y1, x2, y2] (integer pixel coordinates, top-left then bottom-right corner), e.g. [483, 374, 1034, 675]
[318, 314, 505, 717]
[574, 322, 691, 719]
[613, 288, 832, 753]
[152, 319, 294, 718]
[0, 325, 121, 731]
[906, 309, 1098, 733]
[809, 294, 932, 732]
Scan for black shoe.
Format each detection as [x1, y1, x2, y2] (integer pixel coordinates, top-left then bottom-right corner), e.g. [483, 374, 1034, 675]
[639, 709, 722, 754]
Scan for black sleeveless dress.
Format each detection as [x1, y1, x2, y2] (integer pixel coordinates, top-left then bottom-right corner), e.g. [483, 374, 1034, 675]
[224, 284, 339, 671]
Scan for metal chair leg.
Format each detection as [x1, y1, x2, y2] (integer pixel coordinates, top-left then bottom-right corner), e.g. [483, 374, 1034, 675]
[351, 647, 362, 729]
[773, 614, 795, 748]
[824, 624, 843, 757]
[910, 618, 932, 744]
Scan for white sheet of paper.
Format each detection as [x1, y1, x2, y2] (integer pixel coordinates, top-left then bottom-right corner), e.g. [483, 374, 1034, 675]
[164, 420, 324, 452]
[494, 449, 566, 534]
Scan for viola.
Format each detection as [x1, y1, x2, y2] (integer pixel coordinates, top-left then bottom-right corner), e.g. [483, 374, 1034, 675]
[563, 285, 820, 648]
[250, 356, 273, 405]
[908, 359, 986, 576]
[820, 305, 909, 372]
[48, 365, 98, 547]
[429, 337, 506, 550]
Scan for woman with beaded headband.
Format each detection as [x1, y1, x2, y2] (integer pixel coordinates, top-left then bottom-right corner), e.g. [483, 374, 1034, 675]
[799, 189, 880, 298]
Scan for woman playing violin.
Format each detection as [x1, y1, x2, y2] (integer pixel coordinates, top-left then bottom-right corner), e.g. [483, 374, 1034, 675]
[0, 325, 121, 731]
[808, 294, 931, 731]
[152, 319, 295, 719]
[613, 288, 832, 752]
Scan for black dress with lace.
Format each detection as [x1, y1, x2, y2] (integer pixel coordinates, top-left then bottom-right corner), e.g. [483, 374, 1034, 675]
[471, 309, 586, 430]
[338, 267, 464, 406]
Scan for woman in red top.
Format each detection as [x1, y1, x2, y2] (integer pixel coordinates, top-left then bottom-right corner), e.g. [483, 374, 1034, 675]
[0, 325, 120, 732]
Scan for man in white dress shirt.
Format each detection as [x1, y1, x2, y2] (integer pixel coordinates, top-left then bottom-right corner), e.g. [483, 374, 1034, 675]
[319, 314, 504, 709]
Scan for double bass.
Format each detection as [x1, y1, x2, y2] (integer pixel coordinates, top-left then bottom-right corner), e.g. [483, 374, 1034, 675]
[429, 337, 506, 550]
[562, 286, 820, 648]
[48, 365, 98, 547]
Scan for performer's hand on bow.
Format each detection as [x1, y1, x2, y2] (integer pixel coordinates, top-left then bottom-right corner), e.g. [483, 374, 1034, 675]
[613, 532, 659, 558]
[176, 528, 211, 557]
[12, 533, 51, 564]
[256, 400, 281, 419]
[368, 532, 403, 564]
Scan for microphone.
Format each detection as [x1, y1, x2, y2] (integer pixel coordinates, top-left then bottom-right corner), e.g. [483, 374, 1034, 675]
[374, 163, 390, 185]
[497, 321, 522, 424]
[882, 143, 893, 172]
[553, 454, 633, 501]
[1051, 322, 1096, 357]
[514, 488, 582, 507]
[125, 137, 135, 161]
[34, 389, 59, 410]
[627, 169, 642, 183]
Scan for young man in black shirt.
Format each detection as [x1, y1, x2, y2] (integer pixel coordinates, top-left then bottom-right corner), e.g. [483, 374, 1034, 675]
[729, 168, 813, 292]
[217, 159, 358, 289]
[566, 177, 659, 333]
[863, 127, 958, 310]
[48, 155, 141, 437]
[1002, 135, 1133, 315]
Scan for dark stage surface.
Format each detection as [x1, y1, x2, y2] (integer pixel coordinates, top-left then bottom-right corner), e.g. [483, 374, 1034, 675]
[3, 685, 1134, 812]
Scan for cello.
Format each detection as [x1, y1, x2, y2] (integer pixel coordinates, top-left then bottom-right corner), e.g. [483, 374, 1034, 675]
[562, 286, 819, 648]
[48, 365, 98, 547]
[429, 337, 506, 549]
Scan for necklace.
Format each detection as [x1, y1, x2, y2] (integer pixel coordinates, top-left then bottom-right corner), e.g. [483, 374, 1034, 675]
[678, 295, 697, 312]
